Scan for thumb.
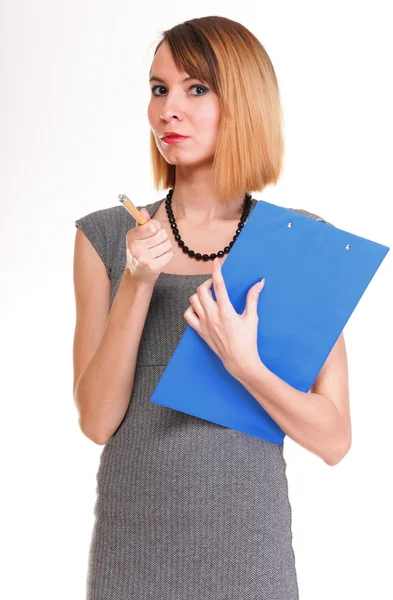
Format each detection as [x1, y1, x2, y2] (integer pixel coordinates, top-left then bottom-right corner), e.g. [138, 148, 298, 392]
[243, 279, 265, 316]
[137, 207, 150, 226]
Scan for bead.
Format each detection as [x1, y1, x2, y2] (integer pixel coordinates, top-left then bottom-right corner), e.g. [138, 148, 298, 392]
[164, 188, 252, 262]
[345, 244, 351, 249]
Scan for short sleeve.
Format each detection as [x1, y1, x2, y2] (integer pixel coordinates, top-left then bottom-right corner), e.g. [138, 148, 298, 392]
[288, 208, 335, 227]
[75, 210, 109, 278]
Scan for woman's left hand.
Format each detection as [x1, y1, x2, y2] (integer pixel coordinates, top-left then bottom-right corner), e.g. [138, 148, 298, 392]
[183, 257, 265, 377]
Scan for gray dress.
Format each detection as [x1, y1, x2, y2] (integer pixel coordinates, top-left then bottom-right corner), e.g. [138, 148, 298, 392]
[75, 197, 332, 600]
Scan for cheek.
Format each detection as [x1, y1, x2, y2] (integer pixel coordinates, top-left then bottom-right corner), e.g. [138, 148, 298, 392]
[196, 101, 220, 136]
[147, 104, 153, 126]
[147, 102, 160, 128]
[196, 114, 220, 141]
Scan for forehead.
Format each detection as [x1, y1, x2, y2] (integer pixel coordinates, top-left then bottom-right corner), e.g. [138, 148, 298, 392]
[151, 42, 188, 77]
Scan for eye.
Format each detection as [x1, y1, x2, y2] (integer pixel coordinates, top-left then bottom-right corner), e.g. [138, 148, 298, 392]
[189, 85, 209, 96]
[150, 84, 209, 96]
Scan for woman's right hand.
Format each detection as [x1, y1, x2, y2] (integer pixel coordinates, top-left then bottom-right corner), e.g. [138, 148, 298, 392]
[125, 207, 174, 285]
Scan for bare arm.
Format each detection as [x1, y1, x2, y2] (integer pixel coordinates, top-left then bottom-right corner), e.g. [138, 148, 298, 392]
[232, 333, 351, 465]
[73, 228, 155, 445]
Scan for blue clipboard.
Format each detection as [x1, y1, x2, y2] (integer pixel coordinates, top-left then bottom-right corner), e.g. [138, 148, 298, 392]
[150, 200, 390, 444]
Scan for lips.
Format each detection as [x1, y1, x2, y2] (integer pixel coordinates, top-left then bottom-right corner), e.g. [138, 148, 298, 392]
[162, 134, 188, 140]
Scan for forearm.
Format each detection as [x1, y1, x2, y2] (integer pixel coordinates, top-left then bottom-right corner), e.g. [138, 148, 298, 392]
[233, 359, 349, 465]
[75, 269, 155, 444]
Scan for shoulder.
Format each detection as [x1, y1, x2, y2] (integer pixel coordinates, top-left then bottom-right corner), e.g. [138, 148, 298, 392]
[252, 199, 334, 227]
[287, 207, 335, 227]
[74, 206, 125, 279]
[75, 204, 134, 232]
[74, 199, 163, 279]
[74, 199, 159, 238]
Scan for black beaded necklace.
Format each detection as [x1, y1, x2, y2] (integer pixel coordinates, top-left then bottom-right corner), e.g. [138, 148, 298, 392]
[164, 188, 253, 262]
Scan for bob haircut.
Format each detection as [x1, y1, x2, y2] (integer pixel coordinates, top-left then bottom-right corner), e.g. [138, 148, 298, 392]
[149, 15, 284, 205]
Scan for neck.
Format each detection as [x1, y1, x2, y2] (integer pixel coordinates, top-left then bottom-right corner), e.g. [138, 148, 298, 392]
[168, 168, 246, 227]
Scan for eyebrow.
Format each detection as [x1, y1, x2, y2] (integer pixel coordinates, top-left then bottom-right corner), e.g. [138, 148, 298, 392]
[149, 75, 199, 84]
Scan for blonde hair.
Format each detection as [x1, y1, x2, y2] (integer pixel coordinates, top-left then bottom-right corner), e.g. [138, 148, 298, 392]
[149, 15, 285, 205]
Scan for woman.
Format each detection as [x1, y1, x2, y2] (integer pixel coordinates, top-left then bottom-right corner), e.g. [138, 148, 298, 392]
[73, 15, 351, 600]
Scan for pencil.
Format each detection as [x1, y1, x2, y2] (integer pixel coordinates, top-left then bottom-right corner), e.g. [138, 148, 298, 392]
[118, 194, 149, 226]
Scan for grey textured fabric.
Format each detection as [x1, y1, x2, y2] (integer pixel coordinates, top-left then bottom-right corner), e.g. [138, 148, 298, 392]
[74, 197, 332, 599]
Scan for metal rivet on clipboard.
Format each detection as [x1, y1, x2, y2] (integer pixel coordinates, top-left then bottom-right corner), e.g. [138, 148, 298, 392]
[287, 218, 351, 250]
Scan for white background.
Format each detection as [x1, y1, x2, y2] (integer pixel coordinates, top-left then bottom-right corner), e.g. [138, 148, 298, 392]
[1, 1, 392, 599]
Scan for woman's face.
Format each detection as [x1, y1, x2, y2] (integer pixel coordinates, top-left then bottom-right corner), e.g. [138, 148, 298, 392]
[148, 41, 221, 167]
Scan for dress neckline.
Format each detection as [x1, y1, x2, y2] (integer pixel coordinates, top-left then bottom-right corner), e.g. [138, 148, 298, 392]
[146, 196, 258, 279]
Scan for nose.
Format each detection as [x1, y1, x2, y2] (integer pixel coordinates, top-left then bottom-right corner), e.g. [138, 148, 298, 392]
[160, 113, 180, 123]
[158, 91, 185, 122]
[160, 109, 181, 123]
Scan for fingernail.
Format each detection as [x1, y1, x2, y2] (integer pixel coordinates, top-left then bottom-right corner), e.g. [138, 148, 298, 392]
[257, 278, 265, 292]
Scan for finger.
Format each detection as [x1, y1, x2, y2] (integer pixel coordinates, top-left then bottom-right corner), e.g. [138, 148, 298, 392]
[183, 306, 201, 330]
[211, 258, 232, 311]
[189, 292, 206, 319]
[196, 277, 218, 316]
[243, 280, 265, 317]
[137, 207, 151, 224]
[135, 216, 160, 240]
